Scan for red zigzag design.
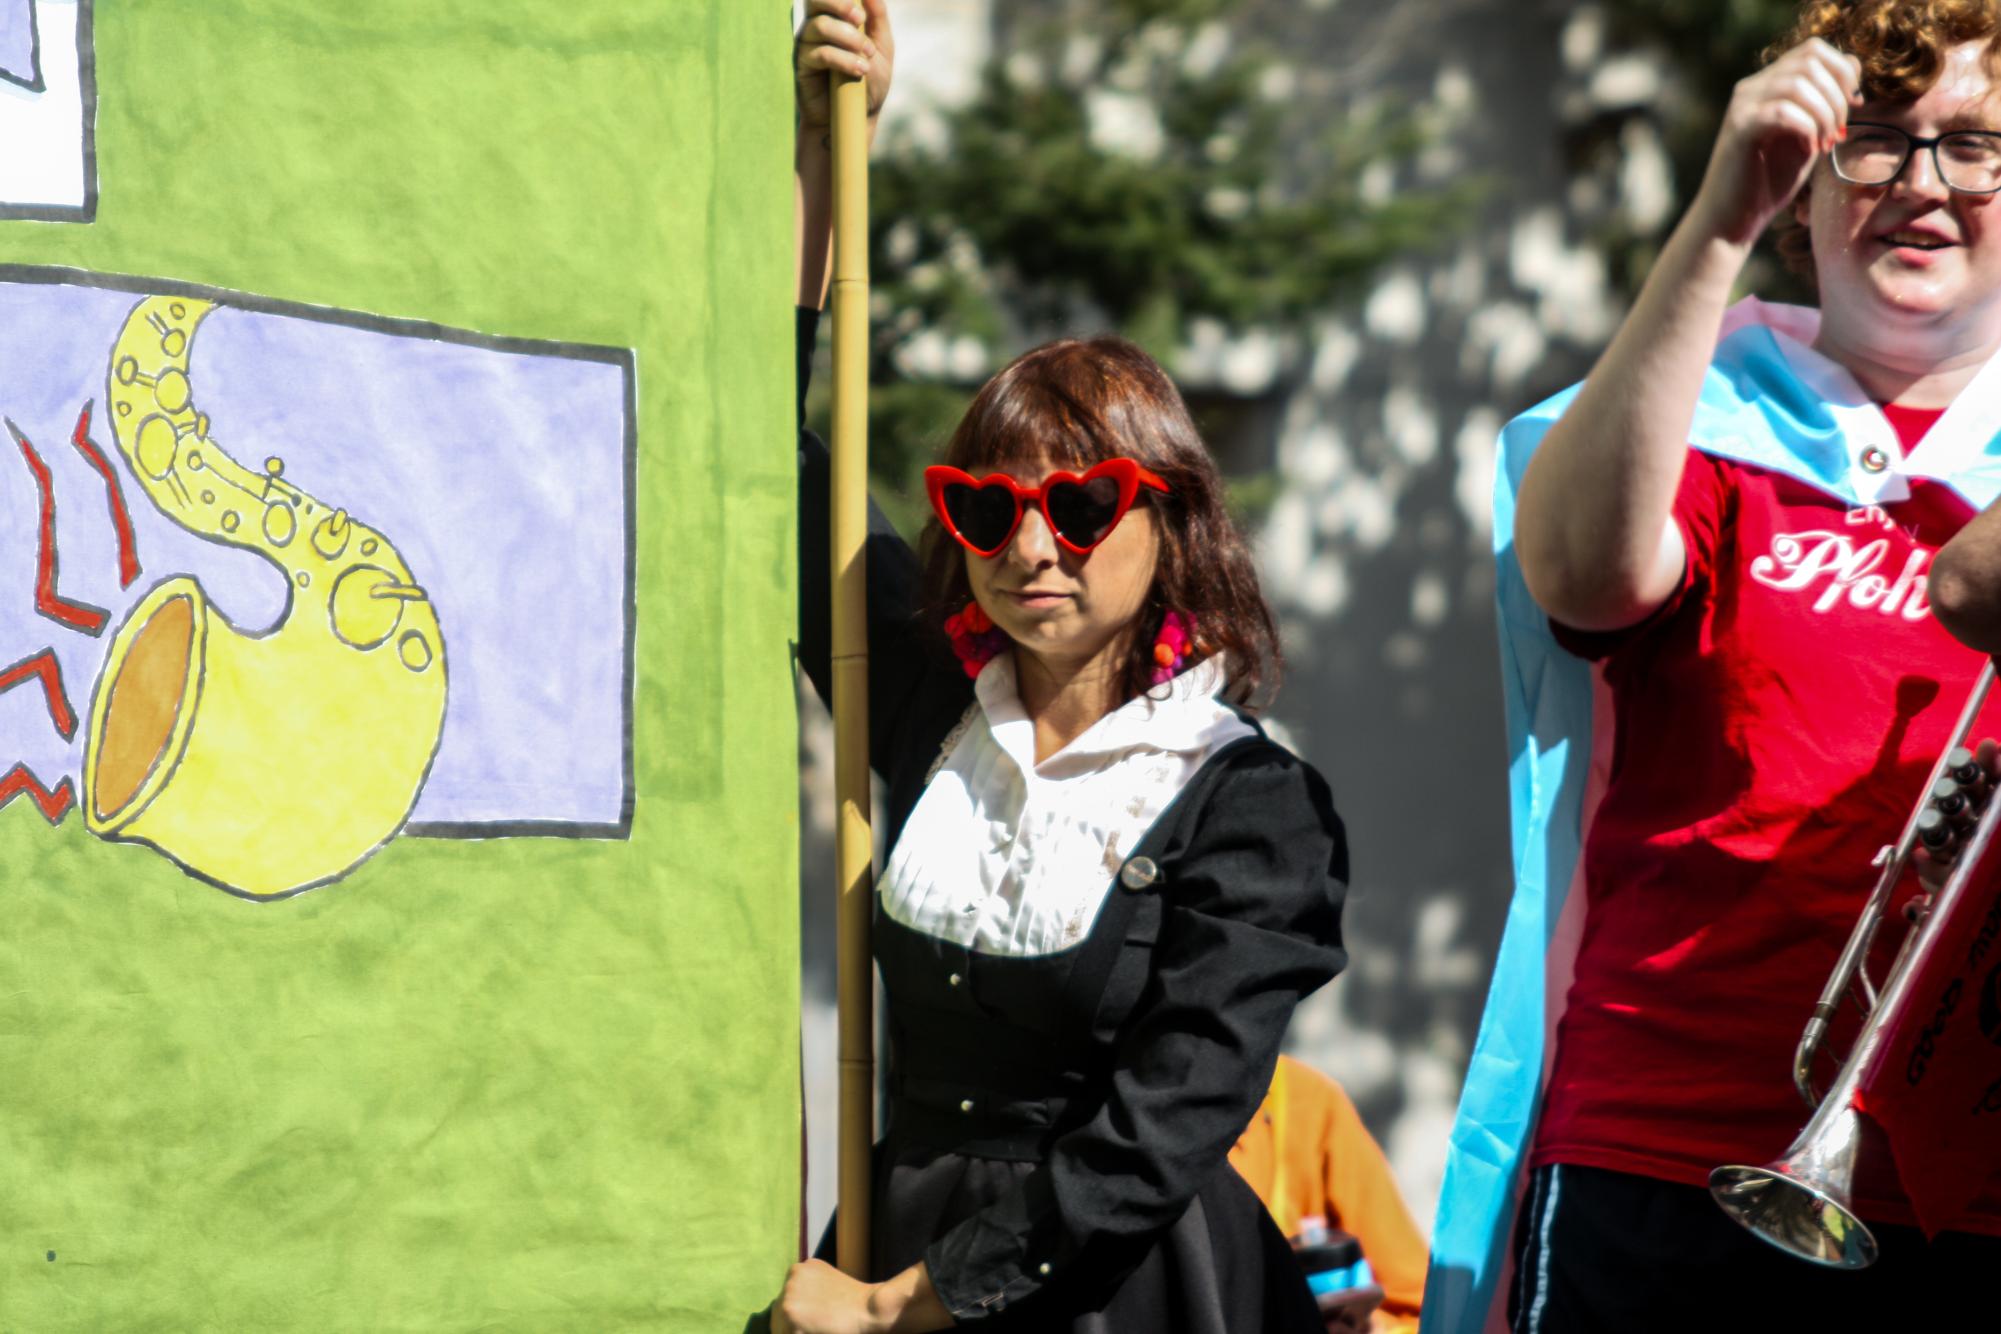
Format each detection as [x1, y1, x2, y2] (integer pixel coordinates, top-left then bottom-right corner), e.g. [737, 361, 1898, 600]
[8, 418, 110, 637]
[68, 402, 142, 590]
[0, 650, 80, 825]
[0, 649, 77, 740]
[0, 764, 74, 824]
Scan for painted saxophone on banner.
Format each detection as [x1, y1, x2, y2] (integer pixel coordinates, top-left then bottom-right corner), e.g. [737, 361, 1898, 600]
[82, 296, 448, 899]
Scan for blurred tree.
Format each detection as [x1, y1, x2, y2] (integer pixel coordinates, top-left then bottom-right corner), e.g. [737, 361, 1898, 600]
[806, 0, 1473, 535]
[1607, 0, 1797, 106]
[1593, 0, 1808, 301]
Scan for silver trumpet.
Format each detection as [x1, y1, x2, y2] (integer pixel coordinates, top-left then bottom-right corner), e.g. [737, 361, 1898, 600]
[1709, 659, 1999, 1267]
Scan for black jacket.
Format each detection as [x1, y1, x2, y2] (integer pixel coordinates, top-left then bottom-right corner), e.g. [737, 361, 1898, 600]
[795, 306, 1347, 1321]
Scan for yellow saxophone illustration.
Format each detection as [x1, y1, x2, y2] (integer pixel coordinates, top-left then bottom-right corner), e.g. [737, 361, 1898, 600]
[82, 296, 448, 898]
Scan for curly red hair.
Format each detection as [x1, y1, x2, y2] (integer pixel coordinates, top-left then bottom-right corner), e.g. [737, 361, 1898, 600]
[1770, 0, 2001, 279]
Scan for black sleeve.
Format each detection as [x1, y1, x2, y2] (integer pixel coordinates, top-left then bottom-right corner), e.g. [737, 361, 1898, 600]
[795, 306, 960, 784]
[921, 746, 1349, 1319]
[797, 305, 820, 432]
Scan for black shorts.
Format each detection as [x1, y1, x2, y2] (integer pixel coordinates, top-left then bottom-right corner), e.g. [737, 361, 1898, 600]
[1506, 1163, 2001, 1333]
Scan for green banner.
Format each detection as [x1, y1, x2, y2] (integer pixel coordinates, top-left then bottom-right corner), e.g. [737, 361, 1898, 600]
[0, 2, 796, 1326]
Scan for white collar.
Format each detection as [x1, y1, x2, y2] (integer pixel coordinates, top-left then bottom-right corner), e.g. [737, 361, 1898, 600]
[1723, 295, 2001, 502]
[973, 653, 1243, 778]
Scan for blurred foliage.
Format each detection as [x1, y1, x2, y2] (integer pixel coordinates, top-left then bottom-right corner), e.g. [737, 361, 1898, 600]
[1595, 0, 1811, 302]
[1221, 468, 1281, 528]
[1606, 0, 1798, 103]
[806, 0, 1473, 532]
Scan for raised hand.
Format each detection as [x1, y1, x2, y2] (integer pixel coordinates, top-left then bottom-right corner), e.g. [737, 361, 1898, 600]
[796, 0, 895, 135]
[1689, 37, 1863, 247]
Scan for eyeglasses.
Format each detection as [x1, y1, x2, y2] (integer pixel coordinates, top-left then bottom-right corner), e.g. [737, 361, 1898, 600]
[924, 459, 1170, 557]
[1832, 121, 2001, 195]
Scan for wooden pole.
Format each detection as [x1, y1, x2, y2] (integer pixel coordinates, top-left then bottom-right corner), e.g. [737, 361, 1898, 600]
[828, 59, 874, 1281]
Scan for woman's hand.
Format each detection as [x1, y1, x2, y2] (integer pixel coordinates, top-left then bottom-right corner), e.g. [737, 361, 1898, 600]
[1688, 37, 1862, 248]
[768, 1259, 953, 1334]
[770, 1260, 877, 1334]
[794, 0, 895, 307]
[796, 0, 895, 135]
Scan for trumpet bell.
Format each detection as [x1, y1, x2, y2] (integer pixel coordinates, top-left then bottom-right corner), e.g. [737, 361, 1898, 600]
[1710, 1094, 1881, 1270]
[1709, 1165, 1876, 1268]
[1709, 662, 2001, 1267]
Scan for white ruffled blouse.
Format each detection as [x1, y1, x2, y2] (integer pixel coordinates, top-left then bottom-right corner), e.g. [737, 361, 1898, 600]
[880, 654, 1257, 958]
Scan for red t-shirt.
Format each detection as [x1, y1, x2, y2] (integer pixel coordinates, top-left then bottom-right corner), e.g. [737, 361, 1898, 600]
[1531, 405, 2001, 1231]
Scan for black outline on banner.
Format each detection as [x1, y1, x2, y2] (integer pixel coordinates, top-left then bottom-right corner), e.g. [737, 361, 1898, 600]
[1, 262, 638, 848]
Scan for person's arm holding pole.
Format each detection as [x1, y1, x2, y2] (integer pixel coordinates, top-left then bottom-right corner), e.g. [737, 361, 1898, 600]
[827, 0, 877, 1298]
[794, 0, 872, 309]
[780, 4, 954, 1331]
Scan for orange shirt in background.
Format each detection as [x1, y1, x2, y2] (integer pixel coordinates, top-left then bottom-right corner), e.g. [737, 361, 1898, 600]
[1229, 1055, 1427, 1334]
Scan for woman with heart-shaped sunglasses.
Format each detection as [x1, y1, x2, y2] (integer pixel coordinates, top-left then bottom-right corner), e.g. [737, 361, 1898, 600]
[773, 5, 1347, 1334]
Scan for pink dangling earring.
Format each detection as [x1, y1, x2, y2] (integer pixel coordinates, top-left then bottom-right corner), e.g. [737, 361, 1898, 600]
[944, 600, 1009, 679]
[1149, 610, 1197, 686]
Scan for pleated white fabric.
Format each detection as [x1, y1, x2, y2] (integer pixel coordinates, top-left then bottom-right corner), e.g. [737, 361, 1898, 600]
[881, 653, 1255, 958]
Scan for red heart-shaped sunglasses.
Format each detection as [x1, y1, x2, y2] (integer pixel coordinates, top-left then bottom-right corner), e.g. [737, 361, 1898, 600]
[925, 459, 1171, 557]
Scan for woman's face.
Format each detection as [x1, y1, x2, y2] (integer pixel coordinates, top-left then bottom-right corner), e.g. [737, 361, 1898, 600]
[1802, 41, 2001, 349]
[964, 455, 1160, 676]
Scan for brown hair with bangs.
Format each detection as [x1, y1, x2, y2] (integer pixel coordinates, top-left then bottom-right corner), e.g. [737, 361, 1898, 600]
[1770, 0, 2001, 280]
[919, 335, 1283, 710]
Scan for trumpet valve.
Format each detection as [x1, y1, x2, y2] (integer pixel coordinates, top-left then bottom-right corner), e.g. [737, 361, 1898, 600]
[1931, 776, 1970, 823]
[1917, 807, 1957, 858]
[1946, 744, 1989, 788]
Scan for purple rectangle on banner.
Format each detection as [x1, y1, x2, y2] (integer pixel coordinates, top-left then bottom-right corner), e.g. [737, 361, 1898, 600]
[0, 0, 35, 88]
[0, 271, 633, 837]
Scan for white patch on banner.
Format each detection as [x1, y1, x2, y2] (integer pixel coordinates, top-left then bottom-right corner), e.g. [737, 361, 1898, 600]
[0, 0, 89, 215]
